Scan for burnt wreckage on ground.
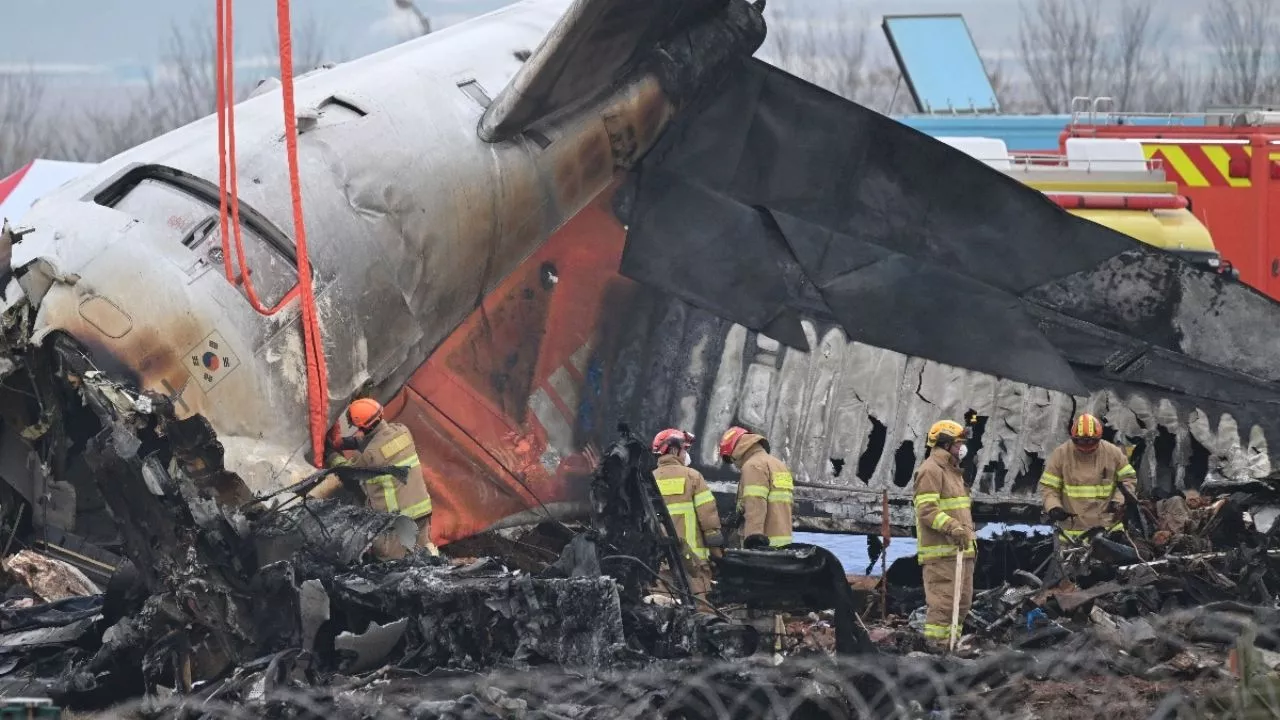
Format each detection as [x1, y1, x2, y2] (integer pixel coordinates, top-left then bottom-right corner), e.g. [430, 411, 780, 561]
[0, 423, 877, 712]
[5, 435, 1280, 719]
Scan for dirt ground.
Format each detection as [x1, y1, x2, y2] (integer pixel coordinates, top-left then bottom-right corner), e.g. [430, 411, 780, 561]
[963, 675, 1237, 719]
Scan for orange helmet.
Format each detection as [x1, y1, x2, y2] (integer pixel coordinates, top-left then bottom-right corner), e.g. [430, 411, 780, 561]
[719, 426, 749, 462]
[1071, 413, 1103, 452]
[346, 398, 383, 430]
[652, 428, 694, 454]
[1071, 413, 1103, 441]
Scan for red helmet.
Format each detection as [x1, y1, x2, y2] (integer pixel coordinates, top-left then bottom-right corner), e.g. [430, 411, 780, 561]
[346, 398, 384, 430]
[652, 428, 694, 454]
[1071, 413, 1103, 441]
[719, 426, 749, 462]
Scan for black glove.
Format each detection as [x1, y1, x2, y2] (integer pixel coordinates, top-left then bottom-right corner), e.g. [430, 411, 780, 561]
[703, 529, 725, 549]
[743, 534, 770, 550]
[1047, 506, 1069, 523]
[1106, 500, 1122, 514]
[724, 510, 744, 530]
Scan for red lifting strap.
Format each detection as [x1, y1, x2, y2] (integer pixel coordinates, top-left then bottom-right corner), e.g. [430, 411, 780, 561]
[215, 0, 330, 467]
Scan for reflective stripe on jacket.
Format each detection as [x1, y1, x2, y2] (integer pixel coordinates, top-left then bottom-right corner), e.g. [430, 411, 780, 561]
[731, 434, 794, 548]
[913, 447, 976, 564]
[1039, 439, 1135, 536]
[652, 454, 722, 560]
[326, 420, 432, 520]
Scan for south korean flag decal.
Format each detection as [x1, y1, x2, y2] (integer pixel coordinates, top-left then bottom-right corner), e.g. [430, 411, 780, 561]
[185, 330, 240, 393]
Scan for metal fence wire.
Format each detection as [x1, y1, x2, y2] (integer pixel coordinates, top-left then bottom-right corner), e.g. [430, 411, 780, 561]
[80, 618, 1279, 720]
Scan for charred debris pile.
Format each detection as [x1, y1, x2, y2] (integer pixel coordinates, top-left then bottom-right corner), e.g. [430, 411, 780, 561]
[0, 421, 880, 718]
[1, 420, 1280, 717]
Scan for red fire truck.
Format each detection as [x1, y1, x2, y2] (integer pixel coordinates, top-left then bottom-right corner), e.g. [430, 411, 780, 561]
[1061, 100, 1280, 300]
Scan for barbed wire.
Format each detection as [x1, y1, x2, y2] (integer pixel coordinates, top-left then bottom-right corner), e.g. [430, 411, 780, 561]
[76, 608, 1274, 720]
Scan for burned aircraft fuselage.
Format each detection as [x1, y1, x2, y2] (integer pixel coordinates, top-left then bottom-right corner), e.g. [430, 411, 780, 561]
[0, 0, 773, 549]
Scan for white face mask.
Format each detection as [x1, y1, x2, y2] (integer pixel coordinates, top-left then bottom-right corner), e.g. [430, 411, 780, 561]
[680, 450, 692, 466]
[956, 445, 969, 462]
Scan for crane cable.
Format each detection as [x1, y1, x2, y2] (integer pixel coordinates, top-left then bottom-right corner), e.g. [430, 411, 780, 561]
[215, 0, 330, 467]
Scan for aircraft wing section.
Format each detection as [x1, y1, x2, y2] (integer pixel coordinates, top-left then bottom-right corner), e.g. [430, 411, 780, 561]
[479, 0, 725, 142]
[618, 58, 1280, 413]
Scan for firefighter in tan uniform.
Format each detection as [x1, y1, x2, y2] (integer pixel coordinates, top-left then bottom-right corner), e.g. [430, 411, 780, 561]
[719, 426, 793, 549]
[913, 420, 976, 650]
[1040, 413, 1137, 542]
[312, 398, 437, 557]
[651, 429, 725, 606]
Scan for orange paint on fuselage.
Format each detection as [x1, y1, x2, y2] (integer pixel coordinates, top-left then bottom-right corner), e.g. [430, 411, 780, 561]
[384, 184, 640, 545]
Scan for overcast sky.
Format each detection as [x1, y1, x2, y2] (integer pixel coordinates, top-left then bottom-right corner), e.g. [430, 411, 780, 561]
[1, 0, 1207, 84]
[0, 1, 506, 73]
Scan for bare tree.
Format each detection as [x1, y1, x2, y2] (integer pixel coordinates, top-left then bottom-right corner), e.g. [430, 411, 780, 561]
[763, 9, 832, 89]
[821, 3, 871, 102]
[1111, 0, 1161, 111]
[1017, 0, 1113, 112]
[984, 56, 1046, 113]
[1203, 0, 1278, 106]
[763, 3, 902, 109]
[267, 10, 335, 77]
[59, 14, 334, 163]
[58, 21, 220, 161]
[1144, 55, 1208, 113]
[860, 63, 905, 114]
[0, 71, 47, 176]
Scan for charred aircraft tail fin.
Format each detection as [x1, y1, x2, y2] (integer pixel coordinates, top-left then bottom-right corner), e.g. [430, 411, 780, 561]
[479, 0, 752, 142]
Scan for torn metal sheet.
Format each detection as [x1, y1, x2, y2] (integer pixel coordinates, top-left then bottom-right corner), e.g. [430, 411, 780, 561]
[0, 616, 98, 651]
[0, 596, 102, 633]
[333, 562, 628, 671]
[299, 579, 329, 654]
[334, 618, 408, 674]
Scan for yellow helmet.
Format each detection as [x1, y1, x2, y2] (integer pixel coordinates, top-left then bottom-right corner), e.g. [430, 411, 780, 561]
[926, 420, 968, 449]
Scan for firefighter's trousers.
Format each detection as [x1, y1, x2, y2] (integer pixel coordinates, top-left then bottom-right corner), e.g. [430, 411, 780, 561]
[922, 556, 975, 643]
[657, 558, 716, 612]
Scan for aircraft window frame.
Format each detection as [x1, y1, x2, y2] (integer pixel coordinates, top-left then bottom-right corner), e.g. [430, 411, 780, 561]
[93, 164, 301, 308]
[93, 164, 297, 264]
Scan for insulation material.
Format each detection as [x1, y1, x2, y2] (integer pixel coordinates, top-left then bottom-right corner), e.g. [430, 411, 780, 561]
[2, 550, 100, 602]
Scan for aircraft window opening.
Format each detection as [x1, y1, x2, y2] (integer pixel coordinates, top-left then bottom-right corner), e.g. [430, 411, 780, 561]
[319, 96, 367, 117]
[94, 165, 299, 307]
[182, 216, 218, 249]
[457, 79, 493, 109]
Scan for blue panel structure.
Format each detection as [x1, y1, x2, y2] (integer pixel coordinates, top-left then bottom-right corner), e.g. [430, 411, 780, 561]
[882, 14, 998, 114]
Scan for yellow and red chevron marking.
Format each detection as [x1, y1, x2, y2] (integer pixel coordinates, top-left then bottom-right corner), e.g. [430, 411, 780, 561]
[1142, 143, 1280, 188]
